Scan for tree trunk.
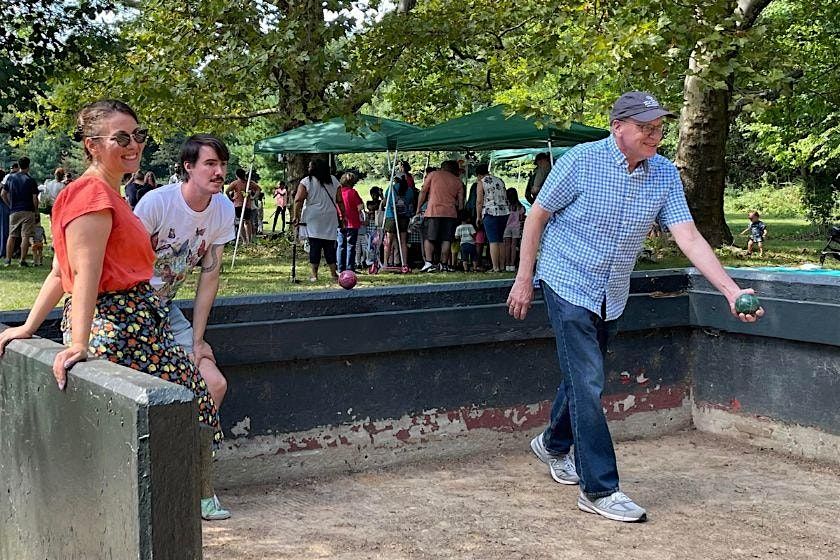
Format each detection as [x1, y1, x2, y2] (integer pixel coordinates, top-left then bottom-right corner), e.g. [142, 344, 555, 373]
[674, 63, 734, 247]
[674, 0, 773, 247]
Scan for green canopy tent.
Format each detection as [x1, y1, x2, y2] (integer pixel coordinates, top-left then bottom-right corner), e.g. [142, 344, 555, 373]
[490, 147, 570, 162]
[248, 115, 422, 271]
[395, 105, 608, 152]
[253, 115, 421, 154]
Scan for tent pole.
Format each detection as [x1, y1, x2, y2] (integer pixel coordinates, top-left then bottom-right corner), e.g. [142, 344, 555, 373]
[424, 153, 431, 177]
[387, 148, 405, 268]
[231, 159, 255, 270]
[547, 140, 555, 166]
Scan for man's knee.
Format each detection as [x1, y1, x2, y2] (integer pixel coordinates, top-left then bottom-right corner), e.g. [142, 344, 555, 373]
[199, 359, 228, 397]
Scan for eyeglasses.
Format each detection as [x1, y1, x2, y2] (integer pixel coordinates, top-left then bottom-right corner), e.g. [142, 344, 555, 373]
[622, 120, 666, 137]
[88, 128, 149, 147]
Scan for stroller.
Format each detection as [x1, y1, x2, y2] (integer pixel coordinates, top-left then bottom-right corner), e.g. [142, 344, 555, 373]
[819, 225, 840, 265]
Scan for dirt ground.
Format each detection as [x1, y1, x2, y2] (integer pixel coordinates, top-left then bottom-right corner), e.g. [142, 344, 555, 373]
[202, 431, 840, 560]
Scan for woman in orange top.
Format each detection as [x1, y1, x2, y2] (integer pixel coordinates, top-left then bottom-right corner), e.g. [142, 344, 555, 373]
[0, 100, 221, 445]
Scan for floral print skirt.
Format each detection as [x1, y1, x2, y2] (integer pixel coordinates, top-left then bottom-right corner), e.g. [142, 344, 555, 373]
[61, 282, 222, 447]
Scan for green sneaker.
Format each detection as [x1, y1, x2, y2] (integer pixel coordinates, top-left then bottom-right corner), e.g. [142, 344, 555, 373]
[201, 495, 231, 521]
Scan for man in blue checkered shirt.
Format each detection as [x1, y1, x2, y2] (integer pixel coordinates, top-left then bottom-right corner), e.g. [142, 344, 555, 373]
[507, 91, 764, 523]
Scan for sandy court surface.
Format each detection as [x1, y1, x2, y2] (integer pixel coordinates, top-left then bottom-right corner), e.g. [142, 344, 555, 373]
[203, 431, 840, 560]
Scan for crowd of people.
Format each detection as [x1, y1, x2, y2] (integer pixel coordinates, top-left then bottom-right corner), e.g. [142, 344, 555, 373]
[0, 91, 766, 527]
[284, 157, 539, 281]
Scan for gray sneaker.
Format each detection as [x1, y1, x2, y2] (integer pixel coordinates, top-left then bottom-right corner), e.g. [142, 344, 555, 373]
[578, 490, 647, 522]
[530, 434, 579, 485]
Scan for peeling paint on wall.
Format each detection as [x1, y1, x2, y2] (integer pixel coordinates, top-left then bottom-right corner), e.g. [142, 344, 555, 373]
[221, 384, 689, 459]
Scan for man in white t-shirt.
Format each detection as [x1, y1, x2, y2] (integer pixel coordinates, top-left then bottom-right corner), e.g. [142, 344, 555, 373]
[134, 134, 235, 521]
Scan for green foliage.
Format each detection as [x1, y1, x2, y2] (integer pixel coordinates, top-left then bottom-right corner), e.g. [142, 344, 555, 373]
[724, 183, 807, 219]
[801, 165, 839, 228]
[35, 1, 415, 140]
[17, 129, 72, 182]
[0, 1, 115, 132]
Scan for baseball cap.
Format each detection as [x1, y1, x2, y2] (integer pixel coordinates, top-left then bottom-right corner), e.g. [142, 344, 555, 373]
[610, 91, 676, 123]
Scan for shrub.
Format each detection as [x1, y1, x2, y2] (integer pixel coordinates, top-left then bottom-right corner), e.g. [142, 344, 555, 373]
[724, 183, 806, 218]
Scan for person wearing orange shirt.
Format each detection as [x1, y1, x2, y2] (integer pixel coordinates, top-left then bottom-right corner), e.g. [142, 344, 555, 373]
[0, 100, 221, 448]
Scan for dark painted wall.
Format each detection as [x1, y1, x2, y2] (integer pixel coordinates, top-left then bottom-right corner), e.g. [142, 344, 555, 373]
[221, 328, 692, 436]
[0, 330, 202, 560]
[691, 331, 840, 433]
[1, 268, 837, 453]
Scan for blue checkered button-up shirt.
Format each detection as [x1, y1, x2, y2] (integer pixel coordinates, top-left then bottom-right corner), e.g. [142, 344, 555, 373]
[535, 135, 694, 321]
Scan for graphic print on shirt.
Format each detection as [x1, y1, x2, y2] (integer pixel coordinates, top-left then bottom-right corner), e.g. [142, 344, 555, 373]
[150, 230, 208, 303]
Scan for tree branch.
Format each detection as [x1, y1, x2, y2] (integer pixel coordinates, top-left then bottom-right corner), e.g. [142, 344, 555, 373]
[736, 0, 774, 29]
[202, 108, 278, 121]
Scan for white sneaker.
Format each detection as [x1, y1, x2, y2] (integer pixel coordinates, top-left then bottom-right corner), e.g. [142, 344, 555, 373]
[530, 434, 579, 485]
[578, 490, 647, 522]
[420, 262, 435, 272]
[201, 494, 232, 521]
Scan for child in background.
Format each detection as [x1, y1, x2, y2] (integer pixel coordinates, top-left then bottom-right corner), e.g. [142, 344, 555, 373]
[336, 172, 364, 273]
[356, 204, 370, 270]
[503, 188, 526, 272]
[740, 211, 767, 256]
[30, 219, 46, 266]
[474, 226, 486, 271]
[454, 214, 477, 272]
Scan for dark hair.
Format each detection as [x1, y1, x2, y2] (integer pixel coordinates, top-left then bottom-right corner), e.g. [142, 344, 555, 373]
[0, 169, 5, 182]
[54, 167, 65, 180]
[308, 159, 332, 186]
[400, 160, 411, 172]
[18, 157, 30, 170]
[392, 175, 408, 196]
[180, 134, 230, 173]
[425, 166, 436, 174]
[441, 160, 459, 175]
[506, 187, 521, 209]
[74, 100, 139, 161]
[749, 211, 760, 218]
[369, 186, 383, 201]
[476, 162, 490, 175]
[535, 152, 550, 163]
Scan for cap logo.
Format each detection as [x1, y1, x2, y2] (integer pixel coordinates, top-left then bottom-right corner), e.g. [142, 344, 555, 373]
[643, 96, 659, 108]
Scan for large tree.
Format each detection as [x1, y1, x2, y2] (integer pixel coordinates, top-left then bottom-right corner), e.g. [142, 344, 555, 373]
[0, 1, 115, 133]
[377, 0, 831, 244]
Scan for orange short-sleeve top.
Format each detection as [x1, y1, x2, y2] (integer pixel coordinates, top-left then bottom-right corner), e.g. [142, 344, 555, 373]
[52, 176, 155, 294]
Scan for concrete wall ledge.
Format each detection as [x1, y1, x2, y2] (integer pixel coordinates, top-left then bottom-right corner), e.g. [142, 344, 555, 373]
[0, 328, 202, 560]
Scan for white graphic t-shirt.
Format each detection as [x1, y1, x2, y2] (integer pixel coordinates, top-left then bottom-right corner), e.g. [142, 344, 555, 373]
[134, 183, 235, 303]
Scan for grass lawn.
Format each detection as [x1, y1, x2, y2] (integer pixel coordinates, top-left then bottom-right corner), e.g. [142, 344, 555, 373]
[1, 196, 836, 312]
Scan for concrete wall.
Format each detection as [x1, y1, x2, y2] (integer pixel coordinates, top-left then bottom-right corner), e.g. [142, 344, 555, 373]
[0, 328, 202, 560]
[687, 268, 840, 463]
[2, 268, 838, 493]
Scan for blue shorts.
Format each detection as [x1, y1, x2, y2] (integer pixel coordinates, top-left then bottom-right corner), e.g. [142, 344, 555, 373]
[168, 305, 194, 354]
[460, 243, 477, 262]
[483, 213, 509, 243]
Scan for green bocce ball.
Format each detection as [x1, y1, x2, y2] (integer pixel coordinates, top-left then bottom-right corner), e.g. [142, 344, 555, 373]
[735, 294, 760, 314]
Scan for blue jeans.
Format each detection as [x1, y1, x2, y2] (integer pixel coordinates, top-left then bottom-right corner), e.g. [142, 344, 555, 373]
[337, 228, 359, 272]
[541, 282, 620, 499]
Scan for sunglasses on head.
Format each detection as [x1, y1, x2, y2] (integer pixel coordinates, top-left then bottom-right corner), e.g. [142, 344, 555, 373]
[88, 128, 149, 147]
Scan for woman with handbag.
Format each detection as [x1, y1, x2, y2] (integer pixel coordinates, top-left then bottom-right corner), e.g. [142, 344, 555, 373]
[293, 159, 340, 282]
